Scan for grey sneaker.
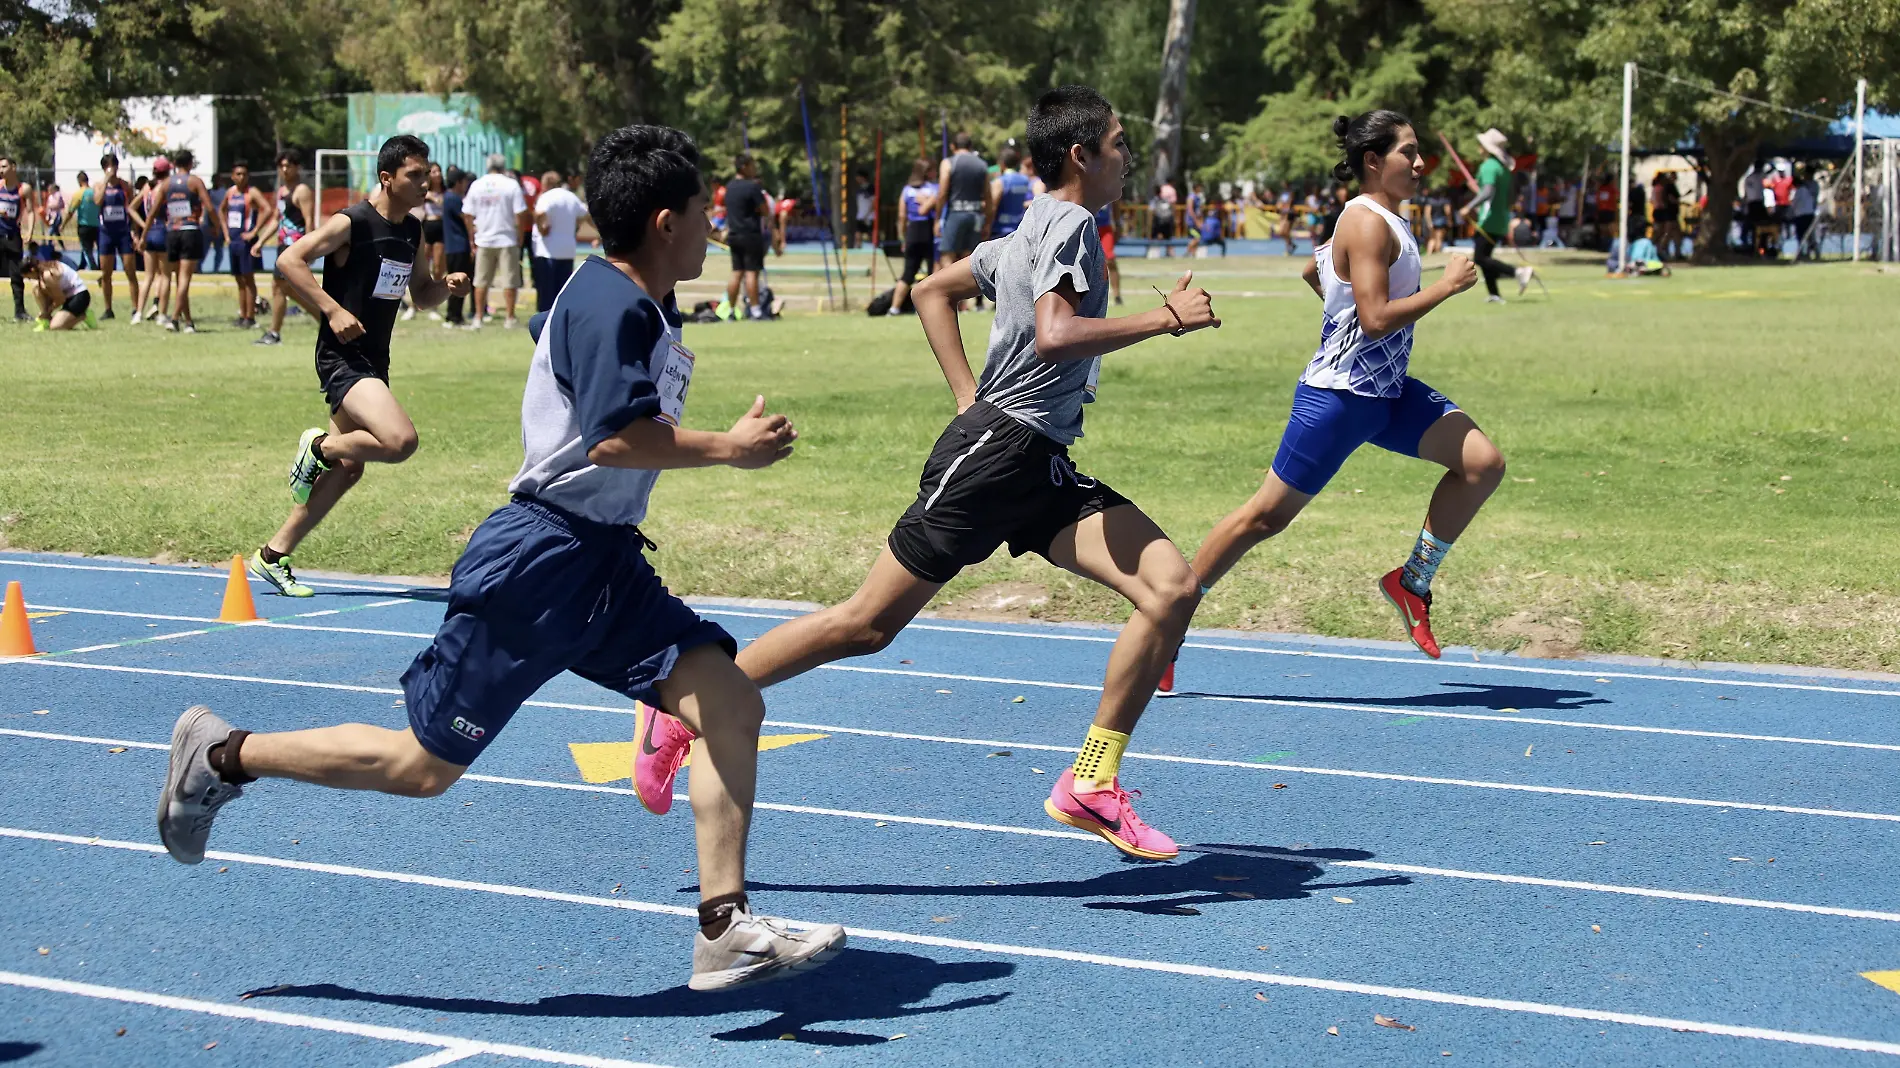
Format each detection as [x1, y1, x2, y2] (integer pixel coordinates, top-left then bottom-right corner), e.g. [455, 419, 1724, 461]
[287, 428, 329, 505]
[157, 706, 245, 864]
[253, 330, 281, 346]
[689, 907, 846, 992]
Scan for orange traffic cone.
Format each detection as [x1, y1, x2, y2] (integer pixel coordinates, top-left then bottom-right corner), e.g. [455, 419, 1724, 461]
[219, 554, 260, 622]
[1, 580, 38, 656]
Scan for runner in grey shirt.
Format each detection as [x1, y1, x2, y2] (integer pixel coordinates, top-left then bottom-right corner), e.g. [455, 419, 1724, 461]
[966, 195, 1106, 443]
[700, 85, 1222, 866]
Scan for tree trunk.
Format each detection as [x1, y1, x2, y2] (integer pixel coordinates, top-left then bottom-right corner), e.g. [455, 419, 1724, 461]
[1149, 0, 1197, 193]
[1691, 128, 1757, 265]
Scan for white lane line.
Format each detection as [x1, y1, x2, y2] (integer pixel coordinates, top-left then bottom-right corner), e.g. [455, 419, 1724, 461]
[11, 659, 1900, 824]
[10, 569, 1894, 696]
[0, 969, 678, 1068]
[26, 609, 1898, 755]
[0, 557, 417, 593]
[384, 1046, 483, 1068]
[10, 727, 1899, 925]
[6, 828, 1899, 1058]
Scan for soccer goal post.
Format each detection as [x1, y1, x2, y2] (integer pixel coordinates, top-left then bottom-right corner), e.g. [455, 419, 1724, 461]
[313, 149, 379, 227]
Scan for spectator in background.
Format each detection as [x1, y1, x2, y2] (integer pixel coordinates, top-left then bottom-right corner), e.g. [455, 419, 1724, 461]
[1196, 191, 1227, 256]
[225, 160, 270, 329]
[529, 169, 588, 313]
[1651, 171, 1682, 261]
[74, 170, 98, 270]
[1769, 163, 1795, 254]
[1424, 185, 1450, 254]
[204, 173, 228, 274]
[1740, 162, 1768, 256]
[1556, 177, 1578, 247]
[41, 178, 66, 254]
[1148, 185, 1173, 254]
[462, 152, 528, 329]
[851, 168, 874, 248]
[723, 152, 778, 321]
[439, 166, 474, 328]
[414, 162, 446, 320]
[1791, 166, 1819, 260]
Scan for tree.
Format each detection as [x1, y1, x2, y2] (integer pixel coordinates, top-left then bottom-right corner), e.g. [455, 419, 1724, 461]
[1148, 0, 1196, 191]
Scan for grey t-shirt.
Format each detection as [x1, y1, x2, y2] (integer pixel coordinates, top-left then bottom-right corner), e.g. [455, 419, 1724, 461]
[967, 196, 1107, 445]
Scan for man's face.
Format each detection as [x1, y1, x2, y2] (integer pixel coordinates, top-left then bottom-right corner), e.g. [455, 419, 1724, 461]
[665, 181, 712, 282]
[279, 160, 299, 185]
[232, 166, 249, 189]
[0, 159, 14, 182]
[1081, 117, 1132, 208]
[383, 155, 430, 210]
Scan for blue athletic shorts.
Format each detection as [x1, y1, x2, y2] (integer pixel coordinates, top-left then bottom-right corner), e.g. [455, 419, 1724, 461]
[1270, 377, 1461, 496]
[400, 496, 736, 766]
[229, 241, 260, 275]
[98, 228, 135, 257]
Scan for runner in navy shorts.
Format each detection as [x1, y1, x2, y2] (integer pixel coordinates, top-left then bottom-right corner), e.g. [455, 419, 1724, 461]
[401, 496, 734, 765]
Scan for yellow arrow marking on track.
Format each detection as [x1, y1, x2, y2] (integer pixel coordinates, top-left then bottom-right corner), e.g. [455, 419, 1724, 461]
[567, 733, 829, 785]
[26, 612, 63, 620]
[1863, 971, 1900, 995]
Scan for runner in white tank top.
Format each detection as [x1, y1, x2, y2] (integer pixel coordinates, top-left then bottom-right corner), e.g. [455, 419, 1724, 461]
[1175, 109, 1504, 687]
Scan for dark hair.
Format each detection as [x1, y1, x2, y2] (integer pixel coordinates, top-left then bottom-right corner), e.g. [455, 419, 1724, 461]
[1332, 110, 1412, 182]
[134, 176, 148, 190]
[171, 148, 195, 171]
[231, 159, 249, 172]
[734, 152, 753, 174]
[277, 149, 301, 167]
[377, 135, 429, 177]
[908, 158, 931, 183]
[1028, 85, 1115, 185]
[953, 131, 972, 151]
[100, 152, 118, 169]
[999, 146, 1020, 170]
[587, 124, 702, 256]
[77, 170, 89, 184]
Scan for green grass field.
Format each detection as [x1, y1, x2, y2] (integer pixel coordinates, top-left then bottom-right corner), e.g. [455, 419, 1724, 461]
[6, 251, 1899, 670]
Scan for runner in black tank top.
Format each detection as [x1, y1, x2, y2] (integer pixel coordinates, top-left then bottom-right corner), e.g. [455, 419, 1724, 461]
[245, 135, 472, 600]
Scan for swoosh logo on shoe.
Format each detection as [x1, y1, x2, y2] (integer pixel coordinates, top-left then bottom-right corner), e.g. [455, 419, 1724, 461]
[1073, 796, 1122, 835]
[640, 708, 665, 757]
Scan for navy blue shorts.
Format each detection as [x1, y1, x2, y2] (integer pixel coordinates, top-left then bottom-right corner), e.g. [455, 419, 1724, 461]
[229, 242, 261, 275]
[1270, 377, 1461, 496]
[400, 496, 736, 766]
[98, 229, 135, 257]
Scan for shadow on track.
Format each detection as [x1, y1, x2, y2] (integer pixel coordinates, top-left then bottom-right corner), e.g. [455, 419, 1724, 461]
[742, 844, 1408, 916]
[240, 948, 1011, 1046]
[0, 1043, 43, 1064]
[1172, 681, 1609, 713]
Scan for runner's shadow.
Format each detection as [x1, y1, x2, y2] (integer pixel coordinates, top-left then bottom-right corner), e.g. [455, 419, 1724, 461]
[241, 948, 1011, 1046]
[1175, 681, 1609, 712]
[741, 844, 1407, 916]
[0, 1043, 42, 1063]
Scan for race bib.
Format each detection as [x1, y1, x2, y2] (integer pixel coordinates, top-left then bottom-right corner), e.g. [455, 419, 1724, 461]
[166, 199, 191, 220]
[102, 205, 126, 222]
[227, 209, 245, 231]
[1083, 357, 1102, 402]
[654, 341, 696, 426]
[0, 201, 15, 220]
[371, 257, 413, 300]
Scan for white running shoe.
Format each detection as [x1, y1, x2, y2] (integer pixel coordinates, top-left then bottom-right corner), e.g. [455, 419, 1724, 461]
[400, 305, 417, 321]
[1515, 265, 1535, 296]
[503, 316, 519, 330]
[130, 311, 144, 325]
[157, 706, 246, 865]
[689, 906, 846, 992]
[1485, 294, 1506, 304]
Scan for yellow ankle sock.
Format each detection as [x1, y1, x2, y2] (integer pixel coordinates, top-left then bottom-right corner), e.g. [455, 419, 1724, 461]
[1071, 725, 1129, 789]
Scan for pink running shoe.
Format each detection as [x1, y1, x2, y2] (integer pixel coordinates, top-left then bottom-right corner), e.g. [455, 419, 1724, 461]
[1044, 769, 1179, 860]
[634, 701, 695, 815]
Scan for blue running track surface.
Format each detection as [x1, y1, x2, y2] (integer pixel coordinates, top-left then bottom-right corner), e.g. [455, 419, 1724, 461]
[7, 550, 1900, 1066]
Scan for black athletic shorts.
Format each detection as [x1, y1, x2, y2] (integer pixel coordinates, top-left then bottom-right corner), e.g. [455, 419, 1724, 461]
[887, 400, 1131, 584]
[422, 218, 443, 245]
[316, 344, 391, 413]
[166, 228, 205, 263]
[729, 231, 766, 273]
[0, 235, 19, 279]
[60, 290, 91, 317]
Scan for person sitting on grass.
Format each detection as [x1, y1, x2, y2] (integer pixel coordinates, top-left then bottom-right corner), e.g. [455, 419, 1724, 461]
[28, 243, 95, 331]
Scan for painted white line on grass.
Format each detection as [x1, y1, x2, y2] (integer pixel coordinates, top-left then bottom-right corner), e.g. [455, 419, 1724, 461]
[23, 605, 1900, 756]
[6, 828, 1900, 1058]
[12, 658, 1900, 825]
[10, 727, 1900, 926]
[0, 557, 416, 593]
[0, 969, 678, 1068]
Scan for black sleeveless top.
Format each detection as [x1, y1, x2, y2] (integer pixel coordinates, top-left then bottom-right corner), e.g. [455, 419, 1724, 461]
[317, 199, 421, 364]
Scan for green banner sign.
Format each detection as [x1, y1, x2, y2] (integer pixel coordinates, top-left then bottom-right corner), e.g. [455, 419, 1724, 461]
[345, 93, 523, 186]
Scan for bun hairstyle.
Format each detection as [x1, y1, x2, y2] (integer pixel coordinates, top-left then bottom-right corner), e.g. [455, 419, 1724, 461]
[1331, 109, 1413, 183]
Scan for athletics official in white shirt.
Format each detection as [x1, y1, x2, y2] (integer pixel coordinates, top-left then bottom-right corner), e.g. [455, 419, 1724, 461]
[461, 153, 530, 329]
[531, 170, 590, 313]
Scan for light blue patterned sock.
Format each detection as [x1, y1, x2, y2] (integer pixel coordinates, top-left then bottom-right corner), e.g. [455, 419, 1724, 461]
[1400, 528, 1454, 597]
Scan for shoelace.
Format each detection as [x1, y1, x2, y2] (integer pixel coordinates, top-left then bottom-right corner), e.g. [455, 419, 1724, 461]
[1112, 785, 1151, 831]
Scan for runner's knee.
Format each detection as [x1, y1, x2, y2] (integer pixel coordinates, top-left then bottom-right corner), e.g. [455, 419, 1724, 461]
[1136, 561, 1201, 628]
[379, 428, 420, 463]
[391, 759, 462, 798]
[1462, 441, 1506, 490]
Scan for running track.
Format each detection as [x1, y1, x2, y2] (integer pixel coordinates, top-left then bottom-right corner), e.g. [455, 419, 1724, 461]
[5, 550, 1900, 1066]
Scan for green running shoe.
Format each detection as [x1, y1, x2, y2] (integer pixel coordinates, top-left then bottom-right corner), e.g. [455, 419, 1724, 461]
[287, 427, 329, 504]
[249, 549, 314, 598]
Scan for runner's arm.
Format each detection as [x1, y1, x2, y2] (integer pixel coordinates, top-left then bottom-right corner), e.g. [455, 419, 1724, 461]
[1301, 256, 1322, 297]
[1459, 182, 1494, 220]
[1032, 271, 1216, 364]
[589, 398, 796, 471]
[1336, 209, 1471, 338]
[274, 212, 352, 320]
[910, 258, 983, 411]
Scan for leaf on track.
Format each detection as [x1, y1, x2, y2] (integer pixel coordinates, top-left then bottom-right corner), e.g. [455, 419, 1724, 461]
[1327, 1026, 1339, 1036]
[1333, 896, 1354, 904]
[1374, 1014, 1416, 1031]
[1272, 783, 1288, 789]
[1591, 924, 1602, 933]
[107, 747, 127, 754]
[239, 985, 292, 1000]
[1254, 991, 1269, 1001]
[1012, 696, 1025, 703]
